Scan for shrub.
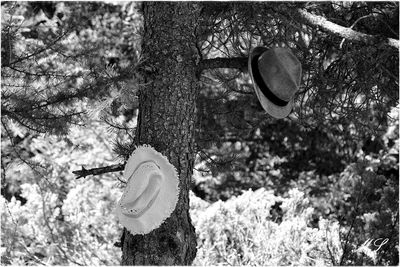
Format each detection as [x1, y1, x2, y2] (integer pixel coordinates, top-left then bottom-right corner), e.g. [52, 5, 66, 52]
[1, 122, 123, 265]
[190, 188, 343, 265]
[1, 176, 123, 265]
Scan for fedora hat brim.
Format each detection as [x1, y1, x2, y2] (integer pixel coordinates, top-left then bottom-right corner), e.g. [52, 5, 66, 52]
[248, 46, 294, 119]
[115, 145, 179, 235]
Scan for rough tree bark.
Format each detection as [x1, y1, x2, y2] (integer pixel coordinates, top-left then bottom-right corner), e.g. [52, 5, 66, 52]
[121, 2, 200, 265]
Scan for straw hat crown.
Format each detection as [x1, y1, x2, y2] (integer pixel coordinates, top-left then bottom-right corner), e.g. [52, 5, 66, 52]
[115, 145, 179, 235]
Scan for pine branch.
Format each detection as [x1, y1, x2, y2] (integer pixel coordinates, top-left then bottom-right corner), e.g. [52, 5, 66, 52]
[3, 30, 70, 67]
[198, 7, 399, 73]
[198, 57, 247, 72]
[73, 164, 125, 179]
[295, 8, 399, 49]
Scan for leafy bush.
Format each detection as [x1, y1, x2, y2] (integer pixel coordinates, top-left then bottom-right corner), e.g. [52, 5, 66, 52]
[190, 188, 343, 265]
[192, 107, 399, 266]
[1, 180, 122, 265]
[293, 108, 399, 266]
[2, 103, 397, 266]
[1, 122, 123, 265]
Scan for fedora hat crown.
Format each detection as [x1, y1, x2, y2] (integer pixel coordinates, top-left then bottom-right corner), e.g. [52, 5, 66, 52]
[248, 46, 302, 119]
[258, 48, 301, 101]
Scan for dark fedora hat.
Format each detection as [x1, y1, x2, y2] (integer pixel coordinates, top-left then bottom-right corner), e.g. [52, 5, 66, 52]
[248, 46, 302, 119]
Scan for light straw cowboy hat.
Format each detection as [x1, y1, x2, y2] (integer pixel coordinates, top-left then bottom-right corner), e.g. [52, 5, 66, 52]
[248, 46, 302, 119]
[115, 145, 179, 235]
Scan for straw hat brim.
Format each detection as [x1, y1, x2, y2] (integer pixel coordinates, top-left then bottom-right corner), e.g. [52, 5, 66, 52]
[115, 145, 179, 235]
[248, 46, 294, 119]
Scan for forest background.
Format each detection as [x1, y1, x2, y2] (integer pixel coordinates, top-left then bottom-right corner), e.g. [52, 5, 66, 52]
[1, 1, 399, 266]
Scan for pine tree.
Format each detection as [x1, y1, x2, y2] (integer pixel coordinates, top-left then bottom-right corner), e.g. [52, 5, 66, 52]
[1, 1, 398, 265]
[119, 3, 199, 264]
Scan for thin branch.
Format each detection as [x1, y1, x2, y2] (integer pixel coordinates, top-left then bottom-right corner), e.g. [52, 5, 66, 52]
[295, 8, 399, 49]
[1, 119, 47, 174]
[326, 226, 337, 265]
[73, 164, 125, 179]
[339, 174, 364, 266]
[339, 14, 375, 48]
[198, 57, 247, 73]
[4, 30, 70, 67]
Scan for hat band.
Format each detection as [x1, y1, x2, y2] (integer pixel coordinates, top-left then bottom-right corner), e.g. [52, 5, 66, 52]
[252, 54, 289, 107]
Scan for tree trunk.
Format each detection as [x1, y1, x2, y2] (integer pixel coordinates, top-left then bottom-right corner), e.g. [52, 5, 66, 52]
[121, 2, 200, 265]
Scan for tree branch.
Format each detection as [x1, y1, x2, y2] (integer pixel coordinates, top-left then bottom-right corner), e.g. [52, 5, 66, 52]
[73, 164, 125, 179]
[3, 30, 70, 67]
[198, 57, 248, 73]
[295, 8, 399, 49]
[198, 7, 399, 73]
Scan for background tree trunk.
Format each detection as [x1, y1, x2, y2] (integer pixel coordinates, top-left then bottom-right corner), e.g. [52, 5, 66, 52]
[121, 2, 200, 265]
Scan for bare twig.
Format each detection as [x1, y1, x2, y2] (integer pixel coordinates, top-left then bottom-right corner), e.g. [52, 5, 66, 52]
[73, 164, 125, 179]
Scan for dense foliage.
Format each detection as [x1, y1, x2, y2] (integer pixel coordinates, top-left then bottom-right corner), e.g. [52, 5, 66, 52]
[191, 189, 343, 265]
[1, 1, 398, 266]
[1, 122, 123, 265]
